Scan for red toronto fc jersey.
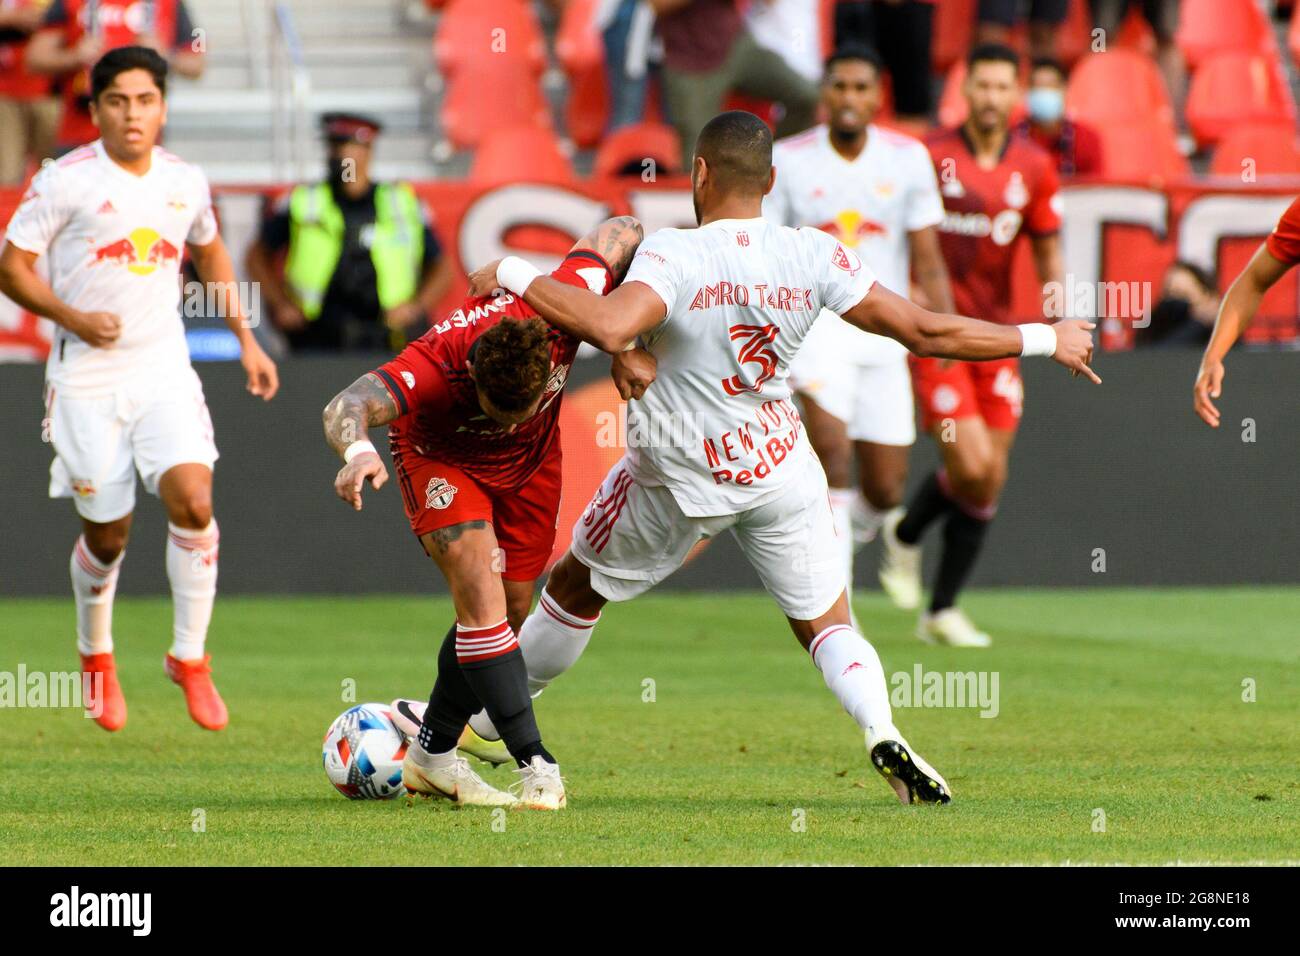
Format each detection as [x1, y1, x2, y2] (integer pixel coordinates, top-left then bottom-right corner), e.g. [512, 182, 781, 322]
[1264, 195, 1300, 266]
[373, 249, 614, 493]
[925, 126, 1061, 325]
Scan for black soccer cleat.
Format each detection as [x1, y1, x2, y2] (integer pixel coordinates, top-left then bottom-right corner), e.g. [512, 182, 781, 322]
[870, 738, 953, 805]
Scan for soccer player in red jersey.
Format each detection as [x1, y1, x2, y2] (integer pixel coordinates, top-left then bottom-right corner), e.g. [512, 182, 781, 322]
[1193, 195, 1300, 427]
[880, 43, 1072, 647]
[321, 216, 651, 809]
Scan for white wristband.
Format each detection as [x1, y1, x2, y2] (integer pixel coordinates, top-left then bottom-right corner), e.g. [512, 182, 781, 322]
[1018, 323, 1057, 357]
[496, 256, 542, 296]
[343, 440, 377, 464]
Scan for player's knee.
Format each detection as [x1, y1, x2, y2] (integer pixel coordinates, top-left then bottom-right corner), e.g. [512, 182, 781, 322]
[860, 471, 906, 510]
[83, 525, 128, 563]
[169, 490, 213, 529]
[544, 553, 603, 618]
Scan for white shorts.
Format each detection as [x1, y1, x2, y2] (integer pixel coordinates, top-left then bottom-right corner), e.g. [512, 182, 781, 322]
[45, 366, 218, 523]
[788, 320, 917, 447]
[571, 453, 846, 620]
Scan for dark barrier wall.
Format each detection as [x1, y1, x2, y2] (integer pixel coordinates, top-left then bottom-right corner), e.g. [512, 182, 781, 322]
[2, 349, 1296, 597]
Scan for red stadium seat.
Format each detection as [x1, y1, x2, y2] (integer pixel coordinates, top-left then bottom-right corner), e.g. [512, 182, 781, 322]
[1210, 122, 1300, 177]
[1093, 120, 1188, 184]
[1176, 0, 1273, 70]
[555, 0, 603, 76]
[592, 122, 682, 178]
[932, 0, 975, 74]
[565, 63, 610, 149]
[1185, 52, 1296, 148]
[1056, 0, 1094, 68]
[470, 125, 574, 185]
[440, 56, 551, 151]
[433, 0, 545, 79]
[1066, 50, 1175, 128]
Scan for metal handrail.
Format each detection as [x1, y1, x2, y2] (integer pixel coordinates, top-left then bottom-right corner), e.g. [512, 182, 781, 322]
[269, 1, 312, 182]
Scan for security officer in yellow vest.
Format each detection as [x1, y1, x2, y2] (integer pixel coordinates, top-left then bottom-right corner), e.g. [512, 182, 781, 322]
[247, 112, 451, 351]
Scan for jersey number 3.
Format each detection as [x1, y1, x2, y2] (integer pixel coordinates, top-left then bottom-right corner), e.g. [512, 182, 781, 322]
[721, 324, 780, 396]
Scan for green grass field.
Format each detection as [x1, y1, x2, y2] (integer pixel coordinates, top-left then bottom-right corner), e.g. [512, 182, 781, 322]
[1, 589, 1296, 866]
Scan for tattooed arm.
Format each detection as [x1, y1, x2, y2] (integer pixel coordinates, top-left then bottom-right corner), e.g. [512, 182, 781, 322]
[465, 216, 659, 353]
[565, 215, 645, 285]
[322, 372, 399, 511]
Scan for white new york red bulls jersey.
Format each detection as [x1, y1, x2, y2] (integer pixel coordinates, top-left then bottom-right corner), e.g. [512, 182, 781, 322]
[622, 217, 876, 517]
[765, 123, 943, 363]
[4, 139, 218, 394]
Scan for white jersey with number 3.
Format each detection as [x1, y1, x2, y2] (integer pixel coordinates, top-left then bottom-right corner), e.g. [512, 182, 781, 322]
[622, 217, 876, 517]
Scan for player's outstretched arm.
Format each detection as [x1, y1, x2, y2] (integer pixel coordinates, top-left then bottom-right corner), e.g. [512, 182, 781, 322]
[843, 282, 1101, 383]
[1194, 243, 1289, 428]
[322, 373, 399, 511]
[187, 235, 279, 400]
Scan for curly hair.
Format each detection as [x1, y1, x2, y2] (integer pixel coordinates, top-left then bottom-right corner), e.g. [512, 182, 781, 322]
[472, 318, 553, 414]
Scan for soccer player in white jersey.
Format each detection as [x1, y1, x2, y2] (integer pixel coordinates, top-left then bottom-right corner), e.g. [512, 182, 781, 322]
[0, 47, 279, 732]
[764, 44, 955, 614]
[461, 112, 1098, 803]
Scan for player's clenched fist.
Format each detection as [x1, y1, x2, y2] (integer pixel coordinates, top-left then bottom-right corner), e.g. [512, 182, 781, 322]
[1049, 319, 1101, 384]
[335, 452, 388, 511]
[466, 259, 505, 299]
[611, 346, 657, 400]
[67, 310, 122, 347]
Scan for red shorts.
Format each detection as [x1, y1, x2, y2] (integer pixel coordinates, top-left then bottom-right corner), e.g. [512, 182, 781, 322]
[910, 356, 1024, 432]
[389, 438, 562, 582]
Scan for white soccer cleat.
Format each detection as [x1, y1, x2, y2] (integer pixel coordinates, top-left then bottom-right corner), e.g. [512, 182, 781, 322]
[916, 607, 992, 648]
[389, 698, 423, 739]
[878, 508, 922, 610]
[513, 755, 567, 810]
[401, 740, 518, 807]
[866, 726, 952, 805]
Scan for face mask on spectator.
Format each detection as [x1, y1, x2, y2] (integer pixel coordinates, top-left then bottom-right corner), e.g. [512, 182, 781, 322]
[1027, 88, 1065, 124]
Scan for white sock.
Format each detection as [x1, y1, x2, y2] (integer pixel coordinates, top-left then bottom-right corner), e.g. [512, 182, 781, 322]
[166, 520, 219, 661]
[827, 487, 858, 628]
[520, 588, 600, 694]
[808, 624, 895, 741]
[852, 494, 891, 546]
[71, 536, 124, 656]
[468, 588, 601, 740]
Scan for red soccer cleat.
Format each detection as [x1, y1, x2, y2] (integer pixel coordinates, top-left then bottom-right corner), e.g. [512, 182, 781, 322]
[79, 652, 127, 732]
[165, 653, 229, 731]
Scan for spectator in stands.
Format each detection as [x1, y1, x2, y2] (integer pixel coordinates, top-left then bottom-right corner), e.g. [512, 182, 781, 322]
[25, 0, 204, 154]
[833, 0, 937, 130]
[1015, 57, 1103, 176]
[0, 0, 59, 185]
[654, 0, 818, 168]
[975, 0, 1066, 61]
[1140, 260, 1221, 348]
[747, 0, 822, 86]
[247, 113, 453, 354]
[1091, 0, 1184, 119]
[599, 0, 661, 131]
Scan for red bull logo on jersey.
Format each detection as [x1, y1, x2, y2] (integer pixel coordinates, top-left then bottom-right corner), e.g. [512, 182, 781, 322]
[91, 228, 181, 276]
[816, 209, 887, 247]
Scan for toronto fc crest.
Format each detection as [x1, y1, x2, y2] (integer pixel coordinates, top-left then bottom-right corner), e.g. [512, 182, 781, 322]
[425, 476, 458, 510]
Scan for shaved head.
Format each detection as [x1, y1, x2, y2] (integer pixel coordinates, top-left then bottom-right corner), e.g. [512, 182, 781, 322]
[693, 111, 773, 199]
